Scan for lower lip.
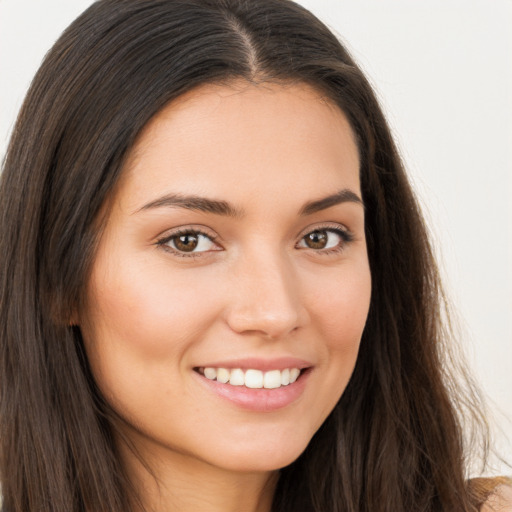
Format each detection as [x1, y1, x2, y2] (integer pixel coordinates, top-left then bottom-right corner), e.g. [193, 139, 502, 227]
[194, 369, 311, 412]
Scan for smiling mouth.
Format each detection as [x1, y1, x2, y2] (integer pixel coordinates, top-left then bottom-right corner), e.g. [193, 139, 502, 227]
[195, 367, 306, 389]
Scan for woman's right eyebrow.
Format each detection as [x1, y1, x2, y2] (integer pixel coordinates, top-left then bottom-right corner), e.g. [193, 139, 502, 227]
[134, 193, 243, 218]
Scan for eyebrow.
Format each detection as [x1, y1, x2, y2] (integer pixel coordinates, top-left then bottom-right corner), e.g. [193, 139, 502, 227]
[137, 193, 242, 217]
[299, 189, 363, 215]
[136, 188, 363, 217]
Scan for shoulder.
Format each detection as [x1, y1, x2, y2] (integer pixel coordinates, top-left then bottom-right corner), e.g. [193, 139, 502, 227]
[480, 481, 512, 512]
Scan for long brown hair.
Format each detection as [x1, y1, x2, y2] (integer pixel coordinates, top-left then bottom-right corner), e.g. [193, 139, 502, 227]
[0, 1, 488, 511]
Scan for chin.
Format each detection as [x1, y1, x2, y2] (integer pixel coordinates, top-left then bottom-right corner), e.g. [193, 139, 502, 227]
[201, 432, 312, 474]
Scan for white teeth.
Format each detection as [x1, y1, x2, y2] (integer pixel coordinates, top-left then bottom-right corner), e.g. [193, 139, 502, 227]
[229, 368, 245, 386]
[245, 369, 264, 388]
[216, 367, 230, 384]
[199, 367, 303, 389]
[289, 368, 300, 383]
[263, 370, 282, 389]
[204, 367, 217, 380]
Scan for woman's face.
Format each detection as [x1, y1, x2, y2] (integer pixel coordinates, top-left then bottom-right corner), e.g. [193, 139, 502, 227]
[80, 82, 371, 474]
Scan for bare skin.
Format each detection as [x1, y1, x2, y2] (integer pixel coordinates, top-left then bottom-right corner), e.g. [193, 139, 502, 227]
[123, 445, 278, 512]
[481, 484, 512, 512]
[79, 80, 371, 512]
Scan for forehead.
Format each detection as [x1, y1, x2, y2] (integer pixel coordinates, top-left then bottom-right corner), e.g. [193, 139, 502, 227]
[117, 81, 361, 213]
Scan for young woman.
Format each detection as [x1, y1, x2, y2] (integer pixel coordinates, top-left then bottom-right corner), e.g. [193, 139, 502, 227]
[0, 1, 509, 511]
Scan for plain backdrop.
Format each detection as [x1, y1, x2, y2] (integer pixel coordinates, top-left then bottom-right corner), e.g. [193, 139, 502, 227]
[1, 0, 511, 473]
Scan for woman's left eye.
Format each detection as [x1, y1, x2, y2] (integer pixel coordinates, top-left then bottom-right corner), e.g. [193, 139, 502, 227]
[297, 228, 352, 252]
[158, 230, 218, 255]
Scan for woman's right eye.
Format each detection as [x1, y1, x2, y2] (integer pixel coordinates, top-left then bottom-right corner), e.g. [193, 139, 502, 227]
[158, 230, 219, 256]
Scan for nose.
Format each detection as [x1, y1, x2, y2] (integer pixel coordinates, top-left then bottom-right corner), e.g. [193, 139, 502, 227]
[224, 249, 308, 340]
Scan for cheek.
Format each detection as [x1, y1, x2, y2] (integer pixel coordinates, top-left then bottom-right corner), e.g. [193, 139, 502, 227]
[80, 256, 226, 426]
[309, 262, 371, 352]
[307, 259, 371, 411]
[85, 254, 223, 361]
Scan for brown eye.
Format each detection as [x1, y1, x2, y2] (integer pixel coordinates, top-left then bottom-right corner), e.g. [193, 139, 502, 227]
[304, 230, 328, 249]
[162, 231, 218, 254]
[297, 227, 351, 252]
[172, 233, 199, 252]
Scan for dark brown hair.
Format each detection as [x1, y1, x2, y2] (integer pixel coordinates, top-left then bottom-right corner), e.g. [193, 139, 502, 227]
[0, 1, 489, 511]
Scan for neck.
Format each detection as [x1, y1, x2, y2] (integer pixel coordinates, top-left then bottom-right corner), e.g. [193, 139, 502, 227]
[118, 433, 279, 512]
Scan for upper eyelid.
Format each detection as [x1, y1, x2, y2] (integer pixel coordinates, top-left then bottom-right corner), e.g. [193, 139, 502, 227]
[296, 222, 352, 239]
[156, 224, 220, 242]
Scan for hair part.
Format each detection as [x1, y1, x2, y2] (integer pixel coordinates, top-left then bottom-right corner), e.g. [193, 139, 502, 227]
[0, 1, 489, 511]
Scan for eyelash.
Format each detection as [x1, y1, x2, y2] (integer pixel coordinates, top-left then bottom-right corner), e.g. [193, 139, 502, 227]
[156, 224, 354, 259]
[298, 224, 355, 255]
[156, 227, 220, 259]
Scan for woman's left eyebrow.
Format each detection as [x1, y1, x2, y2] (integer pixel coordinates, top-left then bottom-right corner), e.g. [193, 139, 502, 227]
[134, 188, 362, 216]
[299, 189, 363, 215]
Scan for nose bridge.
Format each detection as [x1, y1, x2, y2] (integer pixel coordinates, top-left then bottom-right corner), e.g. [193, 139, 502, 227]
[226, 245, 305, 339]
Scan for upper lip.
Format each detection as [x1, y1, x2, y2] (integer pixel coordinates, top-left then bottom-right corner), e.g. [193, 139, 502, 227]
[194, 357, 313, 372]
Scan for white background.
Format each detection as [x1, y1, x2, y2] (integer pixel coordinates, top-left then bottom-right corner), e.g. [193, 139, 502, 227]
[1, 0, 510, 473]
